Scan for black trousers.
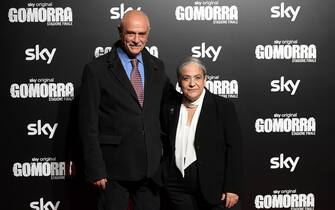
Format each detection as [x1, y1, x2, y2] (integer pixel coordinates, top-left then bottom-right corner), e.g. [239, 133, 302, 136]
[163, 161, 225, 210]
[98, 178, 160, 210]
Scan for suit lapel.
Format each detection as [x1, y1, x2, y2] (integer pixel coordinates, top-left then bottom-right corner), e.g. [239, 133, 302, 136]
[194, 90, 215, 146]
[107, 44, 141, 107]
[142, 50, 155, 108]
[169, 97, 182, 149]
[168, 91, 215, 149]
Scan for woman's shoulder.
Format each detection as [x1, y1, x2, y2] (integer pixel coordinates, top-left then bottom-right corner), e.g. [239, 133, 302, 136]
[207, 90, 234, 107]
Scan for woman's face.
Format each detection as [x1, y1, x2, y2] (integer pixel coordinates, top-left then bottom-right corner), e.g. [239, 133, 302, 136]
[178, 63, 206, 102]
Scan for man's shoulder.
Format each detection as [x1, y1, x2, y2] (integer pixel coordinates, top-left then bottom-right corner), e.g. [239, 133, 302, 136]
[84, 50, 118, 75]
[87, 51, 113, 66]
[142, 49, 164, 67]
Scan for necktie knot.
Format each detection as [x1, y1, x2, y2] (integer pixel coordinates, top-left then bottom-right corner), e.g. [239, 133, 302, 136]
[131, 59, 138, 69]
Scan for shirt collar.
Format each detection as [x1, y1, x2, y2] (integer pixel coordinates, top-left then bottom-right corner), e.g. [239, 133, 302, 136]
[182, 89, 206, 108]
[117, 47, 143, 64]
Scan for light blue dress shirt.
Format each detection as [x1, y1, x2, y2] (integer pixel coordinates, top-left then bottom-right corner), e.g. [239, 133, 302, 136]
[117, 47, 145, 87]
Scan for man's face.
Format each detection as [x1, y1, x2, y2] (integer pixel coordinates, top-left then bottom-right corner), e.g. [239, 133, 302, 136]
[178, 63, 206, 102]
[120, 14, 149, 58]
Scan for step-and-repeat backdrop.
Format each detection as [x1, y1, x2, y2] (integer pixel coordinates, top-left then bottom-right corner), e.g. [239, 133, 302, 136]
[2, 0, 334, 209]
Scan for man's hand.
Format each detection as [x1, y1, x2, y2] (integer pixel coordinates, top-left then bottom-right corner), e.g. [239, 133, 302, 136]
[221, 192, 239, 208]
[92, 178, 107, 190]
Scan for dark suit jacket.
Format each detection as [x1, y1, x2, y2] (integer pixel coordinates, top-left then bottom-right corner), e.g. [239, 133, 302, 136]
[78, 41, 170, 183]
[161, 89, 243, 204]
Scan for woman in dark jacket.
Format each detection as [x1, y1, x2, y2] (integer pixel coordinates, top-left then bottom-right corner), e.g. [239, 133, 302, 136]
[161, 57, 243, 210]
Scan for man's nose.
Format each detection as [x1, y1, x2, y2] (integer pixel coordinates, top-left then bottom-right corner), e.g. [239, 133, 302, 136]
[134, 34, 140, 43]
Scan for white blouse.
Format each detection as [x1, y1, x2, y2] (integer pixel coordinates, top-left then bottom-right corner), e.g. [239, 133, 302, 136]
[175, 89, 206, 177]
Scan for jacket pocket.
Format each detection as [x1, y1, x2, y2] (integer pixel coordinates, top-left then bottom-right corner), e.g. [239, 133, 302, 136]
[99, 134, 122, 145]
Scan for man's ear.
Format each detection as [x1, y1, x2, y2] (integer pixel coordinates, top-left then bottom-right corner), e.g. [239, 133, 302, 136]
[117, 25, 122, 35]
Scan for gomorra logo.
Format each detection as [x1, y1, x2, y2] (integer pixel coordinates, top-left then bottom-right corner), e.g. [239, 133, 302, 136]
[8, 3, 73, 26]
[10, 78, 74, 101]
[176, 75, 238, 99]
[255, 40, 317, 63]
[255, 193, 314, 209]
[175, 3, 238, 24]
[255, 113, 316, 136]
[13, 161, 65, 179]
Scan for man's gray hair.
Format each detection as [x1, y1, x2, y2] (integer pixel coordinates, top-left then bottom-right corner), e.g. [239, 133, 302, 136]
[176, 56, 207, 78]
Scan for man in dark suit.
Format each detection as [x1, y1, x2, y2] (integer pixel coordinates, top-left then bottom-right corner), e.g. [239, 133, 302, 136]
[161, 57, 242, 210]
[78, 10, 170, 210]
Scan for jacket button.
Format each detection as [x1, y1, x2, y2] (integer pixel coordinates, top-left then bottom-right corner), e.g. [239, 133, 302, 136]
[140, 130, 145, 135]
[169, 108, 174, 114]
[196, 145, 200, 150]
